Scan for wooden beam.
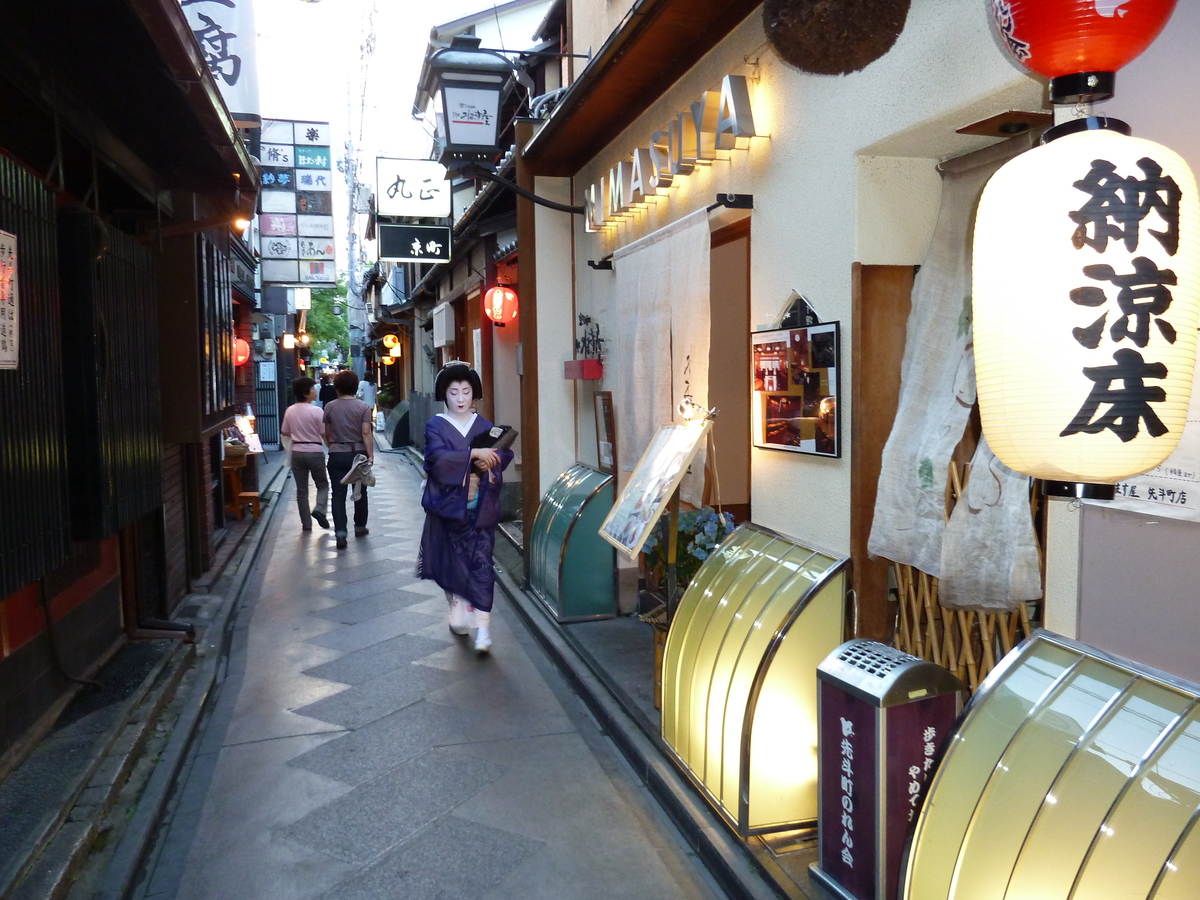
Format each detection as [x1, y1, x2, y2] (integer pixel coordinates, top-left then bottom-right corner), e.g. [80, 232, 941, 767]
[516, 119, 541, 571]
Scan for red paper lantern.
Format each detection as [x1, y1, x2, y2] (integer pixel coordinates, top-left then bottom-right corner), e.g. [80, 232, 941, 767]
[483, 283, 518, 325]
[990, 0, 1176, 102]
[234, 337, 251, 366]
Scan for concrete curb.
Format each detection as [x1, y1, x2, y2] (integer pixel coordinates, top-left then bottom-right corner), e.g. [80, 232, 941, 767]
[494, 565, 791, 900]
[90, 474, 287, 900]
[0, 642, 190, 900]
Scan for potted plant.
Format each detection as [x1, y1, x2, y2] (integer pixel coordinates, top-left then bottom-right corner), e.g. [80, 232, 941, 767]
[641, 506, 737, 593]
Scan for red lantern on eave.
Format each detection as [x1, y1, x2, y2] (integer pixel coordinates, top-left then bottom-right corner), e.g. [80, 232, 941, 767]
[483, 283, 518, 325]
[234, 337, 251, 366]
[991, 0, 1177, 103]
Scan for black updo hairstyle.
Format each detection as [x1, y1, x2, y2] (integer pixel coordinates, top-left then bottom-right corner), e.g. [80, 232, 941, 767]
[434, 361, 483, 402]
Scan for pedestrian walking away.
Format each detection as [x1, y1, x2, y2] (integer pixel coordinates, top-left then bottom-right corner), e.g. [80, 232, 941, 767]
[279, 375, 329, 532]
[417, 361, 513, 654]
[323, 369, 374, 549]
[317, 373, 337, 408]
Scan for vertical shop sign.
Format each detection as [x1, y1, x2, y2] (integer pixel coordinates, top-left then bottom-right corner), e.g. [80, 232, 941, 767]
[0, 231, 17, 369]
[179, 0, 260, 126]
[256, 119, 336, 287]
[818, 681, 876, 900]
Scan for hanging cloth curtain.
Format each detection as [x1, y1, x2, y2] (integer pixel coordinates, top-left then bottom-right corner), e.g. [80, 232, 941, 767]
[613, 208, 712, 506]
[869, 133, 1042, 610]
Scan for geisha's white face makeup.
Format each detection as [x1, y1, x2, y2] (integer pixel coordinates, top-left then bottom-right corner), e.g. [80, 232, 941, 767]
[445, 380, 474, 415]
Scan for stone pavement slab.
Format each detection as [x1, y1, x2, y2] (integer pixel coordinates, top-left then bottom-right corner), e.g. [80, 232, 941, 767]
[134, 456, 723, 900]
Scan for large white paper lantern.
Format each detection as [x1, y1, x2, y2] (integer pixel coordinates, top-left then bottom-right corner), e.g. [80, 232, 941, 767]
[973, 120, 1200, 486]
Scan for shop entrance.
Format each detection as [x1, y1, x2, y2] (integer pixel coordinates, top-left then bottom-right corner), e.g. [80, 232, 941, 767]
[708, 220, 751, 523]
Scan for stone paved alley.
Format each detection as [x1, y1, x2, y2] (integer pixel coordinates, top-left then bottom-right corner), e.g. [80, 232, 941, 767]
[133, 449, 723, 900]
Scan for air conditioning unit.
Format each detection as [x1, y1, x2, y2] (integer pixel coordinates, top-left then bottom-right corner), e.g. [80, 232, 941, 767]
[432, 302, 454, 348]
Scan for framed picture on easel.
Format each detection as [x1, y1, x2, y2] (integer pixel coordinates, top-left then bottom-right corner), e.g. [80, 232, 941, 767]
[752, 321, 841, 457]
[594, 391, 617, 475]
[598, 420, 712, 560]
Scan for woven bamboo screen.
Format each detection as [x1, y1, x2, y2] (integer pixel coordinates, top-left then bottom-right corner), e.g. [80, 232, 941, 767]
[890, 461, 1041, 693]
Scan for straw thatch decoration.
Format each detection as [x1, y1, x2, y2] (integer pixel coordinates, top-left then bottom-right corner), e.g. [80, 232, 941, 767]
[763, 0, 912, 75]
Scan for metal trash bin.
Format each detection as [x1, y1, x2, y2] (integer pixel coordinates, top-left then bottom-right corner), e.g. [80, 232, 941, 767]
[809, 639, 961, 900]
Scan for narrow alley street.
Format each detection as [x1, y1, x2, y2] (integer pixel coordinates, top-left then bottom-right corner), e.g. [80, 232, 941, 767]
[133, 450, 723, 900]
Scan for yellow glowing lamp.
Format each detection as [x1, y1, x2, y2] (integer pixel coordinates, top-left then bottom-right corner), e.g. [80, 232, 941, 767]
[389, 345, 402, 358]
[382, 334, 399, 348]
[973, 119, 1200, 490]
[661, 523, 847, 836]
[381, 355, 395, 365]
[282, 333, 297, 349]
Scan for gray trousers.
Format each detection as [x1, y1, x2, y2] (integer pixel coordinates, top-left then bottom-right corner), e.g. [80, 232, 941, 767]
[291, 451, 329, 527]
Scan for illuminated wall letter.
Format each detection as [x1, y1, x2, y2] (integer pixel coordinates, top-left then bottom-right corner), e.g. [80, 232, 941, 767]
[669, 113, 696, 177]
[608, 160, 633, 218]
[648, 130, 673, 192]
[690, 91, 720, 164]
[629, 148, 654, 204]
[587, 175, 608, 230]
[715, 75, 756, 150]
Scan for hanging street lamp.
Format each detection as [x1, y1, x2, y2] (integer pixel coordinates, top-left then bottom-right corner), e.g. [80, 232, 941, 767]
[483, 281, 518, 326]
[973, 0, 1197, 499]
[428, 34, 513, 169]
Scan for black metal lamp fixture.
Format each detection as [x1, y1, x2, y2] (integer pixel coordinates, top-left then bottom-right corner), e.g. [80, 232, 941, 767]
[428, 35, 586, 216]
[429, 35, 513, 168]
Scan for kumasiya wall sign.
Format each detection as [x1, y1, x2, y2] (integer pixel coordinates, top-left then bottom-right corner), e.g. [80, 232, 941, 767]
[584, 74, 757, 232]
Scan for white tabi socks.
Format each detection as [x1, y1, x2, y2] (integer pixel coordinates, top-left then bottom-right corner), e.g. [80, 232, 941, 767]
[473, 609, 492, 654]
[446, 591, 469, 635]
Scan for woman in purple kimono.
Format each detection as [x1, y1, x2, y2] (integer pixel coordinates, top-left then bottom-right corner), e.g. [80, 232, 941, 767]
[418, 363, 513, 653]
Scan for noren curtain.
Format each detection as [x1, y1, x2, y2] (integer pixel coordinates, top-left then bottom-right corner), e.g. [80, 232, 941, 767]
[613, 209, 711, 505]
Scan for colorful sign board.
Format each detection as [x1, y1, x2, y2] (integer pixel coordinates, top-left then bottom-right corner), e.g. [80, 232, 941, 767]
[256, 119, 336, 287]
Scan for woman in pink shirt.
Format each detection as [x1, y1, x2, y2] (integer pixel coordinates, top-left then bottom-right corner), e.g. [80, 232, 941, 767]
[280, 376, 330, 532]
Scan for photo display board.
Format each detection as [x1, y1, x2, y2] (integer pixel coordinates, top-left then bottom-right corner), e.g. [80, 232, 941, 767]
[598, 420, 711, 559]
[752, 321, 841, 457]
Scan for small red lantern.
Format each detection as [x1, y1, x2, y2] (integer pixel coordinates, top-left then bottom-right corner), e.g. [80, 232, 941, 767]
[991, 0, 1176, 102]
[483, 282, 518, 326]
[234, 337, 251, 366]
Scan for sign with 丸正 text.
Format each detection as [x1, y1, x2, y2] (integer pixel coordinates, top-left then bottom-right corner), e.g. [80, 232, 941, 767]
[376, 158, 450, 218]
[0, 231, 16, 369]
[378, 224, 451, 263]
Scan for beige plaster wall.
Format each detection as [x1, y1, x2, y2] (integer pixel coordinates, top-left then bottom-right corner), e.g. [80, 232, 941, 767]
[566, 0, 1044, 557]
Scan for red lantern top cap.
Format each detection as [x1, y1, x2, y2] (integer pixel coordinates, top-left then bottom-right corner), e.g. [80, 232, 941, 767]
[991, 0, 1176, 101]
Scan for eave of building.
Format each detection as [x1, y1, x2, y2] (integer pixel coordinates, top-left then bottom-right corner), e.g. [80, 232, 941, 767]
[0, 0, 258, 212]
[522, 0, 762, 176]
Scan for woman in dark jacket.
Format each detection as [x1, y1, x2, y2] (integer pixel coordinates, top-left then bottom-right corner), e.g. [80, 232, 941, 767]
[417, 362, 512, 653]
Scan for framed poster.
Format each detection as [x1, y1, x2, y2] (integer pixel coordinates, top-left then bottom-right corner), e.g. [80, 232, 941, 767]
[599, 420, 711, 560]
[594, 391, 617, 475]
[752, 321, 841, 457]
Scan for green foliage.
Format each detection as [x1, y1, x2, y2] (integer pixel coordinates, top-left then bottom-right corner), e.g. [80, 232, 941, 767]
[306, 276, 350, 360]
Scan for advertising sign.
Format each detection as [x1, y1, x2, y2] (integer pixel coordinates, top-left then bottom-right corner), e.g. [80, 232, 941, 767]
[256, 119, 336, 287]
[376, 158, 450, 218]
[0, 231, 16, 369]
[378, 224, 451, 263]
[180, 0, 260, 127]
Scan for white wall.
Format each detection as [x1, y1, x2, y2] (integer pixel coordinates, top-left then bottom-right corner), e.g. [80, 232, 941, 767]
[568, 0, 1043, 556]
[535, 175, 578, 492]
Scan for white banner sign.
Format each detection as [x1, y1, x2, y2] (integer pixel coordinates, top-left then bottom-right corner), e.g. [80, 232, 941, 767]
[0, 231, 16, 370]
[1094, 331, 1200, 522]
[180, 0, 260, 126]
[376, 158, 450, 218]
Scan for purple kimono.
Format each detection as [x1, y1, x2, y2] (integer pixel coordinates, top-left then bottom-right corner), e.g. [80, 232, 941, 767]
[417, 414, 513, 611]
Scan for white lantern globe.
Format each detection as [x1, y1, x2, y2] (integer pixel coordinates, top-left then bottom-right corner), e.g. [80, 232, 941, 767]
[973, 119, 1200, 486]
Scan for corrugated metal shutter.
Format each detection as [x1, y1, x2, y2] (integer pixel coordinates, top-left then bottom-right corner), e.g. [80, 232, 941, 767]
[0, 156, 70, 598]
[57, 208, 162, 539]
